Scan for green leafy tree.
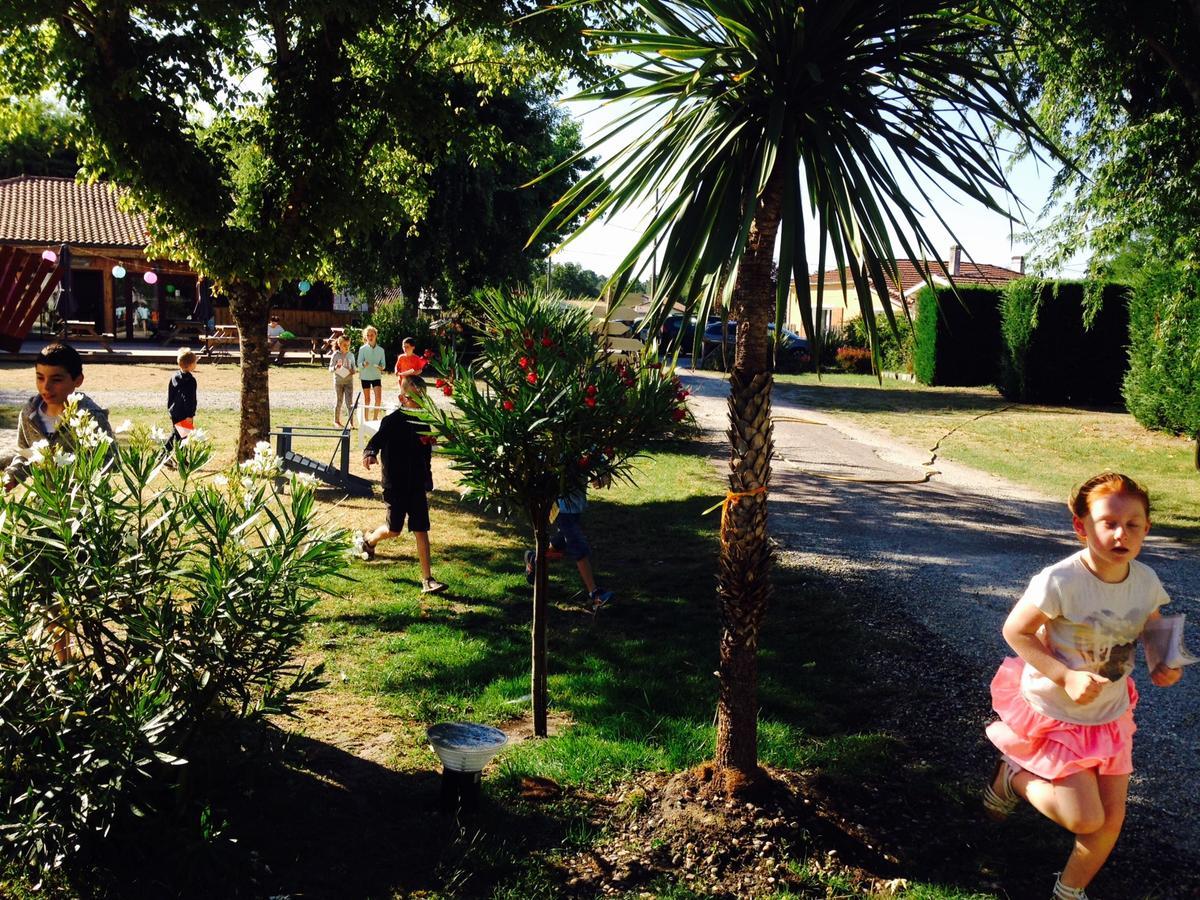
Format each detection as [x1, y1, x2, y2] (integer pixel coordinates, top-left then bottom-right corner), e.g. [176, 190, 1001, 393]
[1006, 0, 1200, 269]
[0, 95, 78, 178]
[536, 0, 1045, 789]
[0, 4, 617, 459]
[418, 286, 684, 736]
[334, 91, 593, 311]
[0, 403, 344, 871]
[551, 260, 606, 298]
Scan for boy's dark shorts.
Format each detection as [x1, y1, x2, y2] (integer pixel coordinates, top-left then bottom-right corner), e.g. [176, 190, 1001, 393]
[360, 378, 382, 389]
[550, 512, 589, 560]
[384, 489, 430, 533]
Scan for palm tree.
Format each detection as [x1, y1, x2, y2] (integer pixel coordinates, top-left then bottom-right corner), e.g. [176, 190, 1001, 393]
[534, 0, 1046, 791]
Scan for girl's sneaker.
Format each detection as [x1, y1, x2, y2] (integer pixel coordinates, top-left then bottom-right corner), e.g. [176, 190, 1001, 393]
[589, 588, 613, 611]
[421, 578, 448, 595]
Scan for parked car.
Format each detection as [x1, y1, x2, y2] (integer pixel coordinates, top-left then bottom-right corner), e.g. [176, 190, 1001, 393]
[636, 314, 722, 354]
[700, 320, 812, 372]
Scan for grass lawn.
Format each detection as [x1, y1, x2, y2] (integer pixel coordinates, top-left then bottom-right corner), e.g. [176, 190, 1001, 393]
[773, 373, 1200, 540]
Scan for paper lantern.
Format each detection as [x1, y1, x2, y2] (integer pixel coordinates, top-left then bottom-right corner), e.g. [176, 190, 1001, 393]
[298, 280, 312, 294]
[166, 285, 175, 294]
[41, 249, 57, 263]
[143, 271, 158, 285]
[111, 265, 126, 279]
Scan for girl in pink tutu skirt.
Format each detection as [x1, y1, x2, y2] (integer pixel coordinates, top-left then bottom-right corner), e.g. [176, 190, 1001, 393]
[982, 472, 1183, 900]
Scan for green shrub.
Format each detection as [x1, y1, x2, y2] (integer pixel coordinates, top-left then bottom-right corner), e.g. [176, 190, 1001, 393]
[912, 286, 1004, 386]
[998, 278, 1130, 405]
[1123, 263, 1200, 435]
[0, 408, 345, 872]
[843, 316, 914, 374]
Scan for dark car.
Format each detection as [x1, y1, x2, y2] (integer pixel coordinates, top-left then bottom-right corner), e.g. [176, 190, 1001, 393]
[636, 314, 722, 354]
[701, 320, 812, 371]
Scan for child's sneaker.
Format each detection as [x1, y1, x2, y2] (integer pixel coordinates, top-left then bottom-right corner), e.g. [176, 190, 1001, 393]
[353, 531, 375, 561]
[524, 550, 535, 585]
[589, 588, 613, 611]
[421, 577, 447, 595]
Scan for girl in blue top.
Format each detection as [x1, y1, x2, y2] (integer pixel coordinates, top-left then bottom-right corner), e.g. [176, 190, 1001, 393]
[356, 325, 386, 420]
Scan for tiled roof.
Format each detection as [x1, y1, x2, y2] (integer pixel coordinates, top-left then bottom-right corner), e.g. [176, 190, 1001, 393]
[0, 175, 149, 248]
[811, 257, 1023, 302]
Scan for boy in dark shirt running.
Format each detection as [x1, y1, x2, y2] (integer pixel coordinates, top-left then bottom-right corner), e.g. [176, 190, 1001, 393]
[164, 347, 198, 458]
[356, 375, 447, 594]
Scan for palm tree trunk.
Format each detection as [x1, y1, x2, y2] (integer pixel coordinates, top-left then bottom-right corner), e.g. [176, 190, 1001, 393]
[228, 284, 273, 460]
[531, 511, 551, 737]
[713, 165, 784, 789]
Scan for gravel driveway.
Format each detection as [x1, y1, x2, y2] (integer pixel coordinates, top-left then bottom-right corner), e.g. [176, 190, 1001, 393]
[681, 370, 1200, 890]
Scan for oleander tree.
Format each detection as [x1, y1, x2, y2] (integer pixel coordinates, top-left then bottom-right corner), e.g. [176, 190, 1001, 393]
[534, 0, 1050, 790]
[418, 285, 686, 736]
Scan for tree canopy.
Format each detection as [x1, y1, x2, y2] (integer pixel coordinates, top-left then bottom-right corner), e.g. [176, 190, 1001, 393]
[1008, 0, 1200, 268]
[0, 2, 618, 456]
[0, 95, 79, 179]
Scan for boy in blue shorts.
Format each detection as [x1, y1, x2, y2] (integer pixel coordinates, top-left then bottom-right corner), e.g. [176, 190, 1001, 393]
[525, 483, 614, 610]
[356, 375, 447, 594]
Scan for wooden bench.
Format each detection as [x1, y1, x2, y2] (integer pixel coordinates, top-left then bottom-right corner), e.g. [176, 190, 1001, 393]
[61, 320, 115, 351]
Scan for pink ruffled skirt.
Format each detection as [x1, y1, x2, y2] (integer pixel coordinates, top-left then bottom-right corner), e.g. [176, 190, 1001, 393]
[985, 657, 1138, 780]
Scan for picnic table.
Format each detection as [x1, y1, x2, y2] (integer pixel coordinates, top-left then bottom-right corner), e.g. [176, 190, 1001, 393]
[200, 324, 240, 356]
[61, 319, 115, 351]
[159, 320, 209, 345]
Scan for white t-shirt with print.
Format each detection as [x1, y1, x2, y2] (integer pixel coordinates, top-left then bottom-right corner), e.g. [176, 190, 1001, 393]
[1019, 550, 1169, 724]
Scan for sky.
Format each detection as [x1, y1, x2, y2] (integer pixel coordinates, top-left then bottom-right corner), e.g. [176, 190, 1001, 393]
[550, 96, 1087, 281]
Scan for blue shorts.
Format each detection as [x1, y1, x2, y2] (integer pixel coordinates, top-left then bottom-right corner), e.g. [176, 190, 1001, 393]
[550, 513, 589, 561]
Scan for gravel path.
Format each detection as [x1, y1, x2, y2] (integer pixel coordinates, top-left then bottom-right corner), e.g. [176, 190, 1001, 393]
[681, 370, 1200, 889]
[0, 388, 332, 412]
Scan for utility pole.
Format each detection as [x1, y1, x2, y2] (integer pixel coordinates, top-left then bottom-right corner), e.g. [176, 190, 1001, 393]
[546, 256, 552, 291]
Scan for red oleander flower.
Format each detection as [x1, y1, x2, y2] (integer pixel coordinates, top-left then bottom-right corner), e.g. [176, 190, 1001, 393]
[524, 338, 535, 350]
[518, 356, 529, 369]
[526, 371, 538, 385]
[672, 408, 686, 422]
[585, 384, 597, 396]
[605, 446, 616, 458]
[502, 400, 514, 411]
[541, 336, 553, 347]
[584, 396, 596, 408]
[676, 389, 689, 400]
[442, 385, 453, 396]
[578, 455, 591, 467]
[423, 349, 434, 359]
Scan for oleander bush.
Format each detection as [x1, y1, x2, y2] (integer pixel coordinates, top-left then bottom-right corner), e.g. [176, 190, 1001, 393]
[0, 405, 345, 872]
[841, 316, 914, 374]
[834, 346, 874, 374]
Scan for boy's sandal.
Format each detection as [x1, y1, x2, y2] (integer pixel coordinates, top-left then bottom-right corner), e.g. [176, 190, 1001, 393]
[982, 756, 1020, 822]
[421, 578, 447, 595]
[589, 588, 614, 611]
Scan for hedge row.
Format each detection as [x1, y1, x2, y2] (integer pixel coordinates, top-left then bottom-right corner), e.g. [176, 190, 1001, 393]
[912, 285, 1004, 386]
[998, 279, 1129, 405]
[1123, 264, 1200, 435]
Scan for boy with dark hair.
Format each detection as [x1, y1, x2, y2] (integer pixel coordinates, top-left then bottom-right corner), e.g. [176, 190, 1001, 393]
[4, 342, 114, 489]
[164, 347, 199, 457]
[355, 375, 447, 594]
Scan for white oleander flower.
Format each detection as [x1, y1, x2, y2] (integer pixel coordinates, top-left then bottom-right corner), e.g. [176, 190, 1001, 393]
[293, 472, 319, 487]
[150, 426, 169, 442]
[114, 419, 133, 434]
[241, 476, 254, 488]
[187, 427, 209, 444]
[52, 451, 75, 467]
[26, 439, 50, 466]
[66, 392, 85, 406]
[211, 474, 229, 488]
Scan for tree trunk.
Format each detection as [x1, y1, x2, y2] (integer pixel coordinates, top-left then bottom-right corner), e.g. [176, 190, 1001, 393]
[712, 164, 785, 790]
[228, 284, 273, 460]
[531, 511, 551, 737]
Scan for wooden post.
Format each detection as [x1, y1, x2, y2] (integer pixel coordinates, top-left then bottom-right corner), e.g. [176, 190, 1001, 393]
[102, 259, 115, 336]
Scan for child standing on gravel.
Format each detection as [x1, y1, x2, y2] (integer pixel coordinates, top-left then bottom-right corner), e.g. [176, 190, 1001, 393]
[328, 335, 357, 428]
[165, 347, 198, 457]
[982, 471, 1184, 900]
